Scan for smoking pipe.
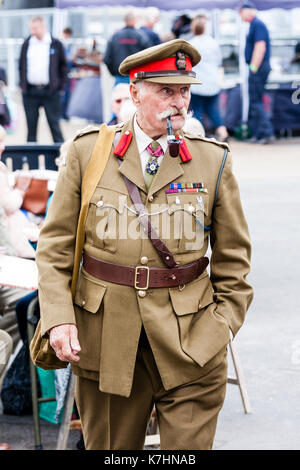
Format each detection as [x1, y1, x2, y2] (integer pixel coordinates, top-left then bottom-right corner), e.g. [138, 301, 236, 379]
[166, 116, 181, 158]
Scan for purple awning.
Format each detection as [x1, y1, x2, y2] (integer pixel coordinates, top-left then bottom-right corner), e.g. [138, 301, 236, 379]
[55, 0, 300, 10]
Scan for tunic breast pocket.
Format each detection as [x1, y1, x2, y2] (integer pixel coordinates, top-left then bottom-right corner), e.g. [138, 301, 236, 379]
[165, 192, 209, 253]
[85, 187, 128, 253]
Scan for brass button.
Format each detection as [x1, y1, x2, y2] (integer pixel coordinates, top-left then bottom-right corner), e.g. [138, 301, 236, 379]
[148, 195, 154, 202]
[188, 205, 195, 213]
[138, 290, 146, 298]
[198, 302, 202, 309]
[96, 200, 103, 207]
[81, 300, 86, 307]
[140, 256, 148, 265]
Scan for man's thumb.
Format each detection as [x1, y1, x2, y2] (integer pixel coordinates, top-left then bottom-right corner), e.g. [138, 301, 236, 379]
[69, 325, 81, 352]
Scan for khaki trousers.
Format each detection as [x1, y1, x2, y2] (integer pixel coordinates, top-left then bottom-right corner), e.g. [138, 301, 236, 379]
[75, 329, 228, 450]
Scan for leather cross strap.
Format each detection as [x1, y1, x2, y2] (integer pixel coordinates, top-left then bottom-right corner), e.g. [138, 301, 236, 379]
[117, 158, 178, 269]
[83, 252, 209, 290]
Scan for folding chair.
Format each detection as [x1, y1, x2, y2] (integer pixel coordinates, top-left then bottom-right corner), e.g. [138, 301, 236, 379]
[27, 296, 77, 450]
[27, 296, 56, 450]
[2, 144, 61, 171]
[227, 337, 252, 414]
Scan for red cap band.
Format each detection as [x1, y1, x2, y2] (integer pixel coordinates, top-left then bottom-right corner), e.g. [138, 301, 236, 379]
[129, 57, 192, 81]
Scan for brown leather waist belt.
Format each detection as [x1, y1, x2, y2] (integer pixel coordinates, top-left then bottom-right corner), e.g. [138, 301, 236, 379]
[83, 252, 209, 290]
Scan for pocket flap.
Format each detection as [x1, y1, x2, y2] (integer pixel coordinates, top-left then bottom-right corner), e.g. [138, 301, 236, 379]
[166, 193, 209, 216]
[169, 272, 213, 316]
[74, 272, 106, 313]
[90, 186, 127, 214]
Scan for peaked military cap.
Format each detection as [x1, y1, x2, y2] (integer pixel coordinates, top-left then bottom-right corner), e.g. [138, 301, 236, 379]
[118, 39, 202, 85]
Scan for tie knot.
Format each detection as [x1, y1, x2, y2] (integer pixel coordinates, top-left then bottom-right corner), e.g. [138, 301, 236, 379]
[147, 141, 164, 158]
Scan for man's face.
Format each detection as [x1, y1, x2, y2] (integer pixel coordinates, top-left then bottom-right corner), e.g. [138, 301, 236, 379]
[239, 8, 253, 22]
[131, 81, 191, 138]
[30, 20, 46, 40]
[111, 90, 132, 120]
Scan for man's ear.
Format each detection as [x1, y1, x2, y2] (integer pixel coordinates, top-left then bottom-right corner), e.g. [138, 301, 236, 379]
[130, 83, 140, 107]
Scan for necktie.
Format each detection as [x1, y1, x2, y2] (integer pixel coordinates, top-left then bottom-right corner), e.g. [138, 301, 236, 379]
[144, 141, 164, 191]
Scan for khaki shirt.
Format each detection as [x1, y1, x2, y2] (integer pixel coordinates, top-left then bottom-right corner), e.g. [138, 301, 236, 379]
[36, 117, 253, 397]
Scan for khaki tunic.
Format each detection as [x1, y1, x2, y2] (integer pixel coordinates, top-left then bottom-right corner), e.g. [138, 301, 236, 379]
[36, 117, 253, 397]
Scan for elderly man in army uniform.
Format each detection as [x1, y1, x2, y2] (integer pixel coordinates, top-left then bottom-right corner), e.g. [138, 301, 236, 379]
[36, 39, 253, 450]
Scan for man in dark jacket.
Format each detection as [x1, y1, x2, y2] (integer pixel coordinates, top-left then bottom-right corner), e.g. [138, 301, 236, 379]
[19, 16, 68, 142]
[104, 10, 151, 85]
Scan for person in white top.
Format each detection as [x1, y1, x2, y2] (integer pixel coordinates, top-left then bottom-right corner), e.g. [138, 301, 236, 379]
[19, 16, 68, 143]
[0, 126, 36, 259]
[189, 15, 228, 142]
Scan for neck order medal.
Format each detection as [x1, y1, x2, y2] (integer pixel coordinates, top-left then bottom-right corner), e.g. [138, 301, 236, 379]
[146, 158, 160, 175]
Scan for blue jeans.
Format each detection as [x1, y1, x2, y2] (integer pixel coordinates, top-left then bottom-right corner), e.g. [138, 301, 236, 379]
[190, 93, 223, 129]
[248, 63, 274, 139]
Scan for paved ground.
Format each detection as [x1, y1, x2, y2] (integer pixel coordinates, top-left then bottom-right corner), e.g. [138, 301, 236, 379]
[214, 172, 300, 450]
[1, 92, 300, 450]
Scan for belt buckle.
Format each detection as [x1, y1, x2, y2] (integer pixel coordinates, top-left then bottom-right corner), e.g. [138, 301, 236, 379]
[134, 266, 150, 290]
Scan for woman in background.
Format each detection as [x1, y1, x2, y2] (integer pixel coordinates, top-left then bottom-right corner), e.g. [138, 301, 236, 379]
[189, 15, 229, 142]
[0, 125, 35, 259]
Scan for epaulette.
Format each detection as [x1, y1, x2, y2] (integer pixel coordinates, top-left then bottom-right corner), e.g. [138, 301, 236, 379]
[73, 122, 126, 141]
[183, 131, 230, 151]
[73, 125, 101, 141]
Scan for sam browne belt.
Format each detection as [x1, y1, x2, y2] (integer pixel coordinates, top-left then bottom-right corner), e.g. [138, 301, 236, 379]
[83, 252, 209, 290]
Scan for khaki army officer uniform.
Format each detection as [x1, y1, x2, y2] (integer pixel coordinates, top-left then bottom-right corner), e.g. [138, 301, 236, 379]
[36, 39, 253, 450]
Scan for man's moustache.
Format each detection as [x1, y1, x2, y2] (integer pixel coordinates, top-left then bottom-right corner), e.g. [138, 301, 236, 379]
[156, 107, 187, 120]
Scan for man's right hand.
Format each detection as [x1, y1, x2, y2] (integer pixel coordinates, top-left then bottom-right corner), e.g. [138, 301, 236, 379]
[49, 324, 81, 363]
[14, 174, 32, 193]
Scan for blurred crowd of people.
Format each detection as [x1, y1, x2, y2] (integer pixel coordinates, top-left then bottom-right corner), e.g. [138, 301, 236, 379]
[1, 4, 292, 146]
[8, 7, 232, 145]
[0, 4, 299, 148]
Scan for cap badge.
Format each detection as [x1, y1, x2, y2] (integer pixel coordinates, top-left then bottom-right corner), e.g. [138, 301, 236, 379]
[175, 50, 187, 70]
